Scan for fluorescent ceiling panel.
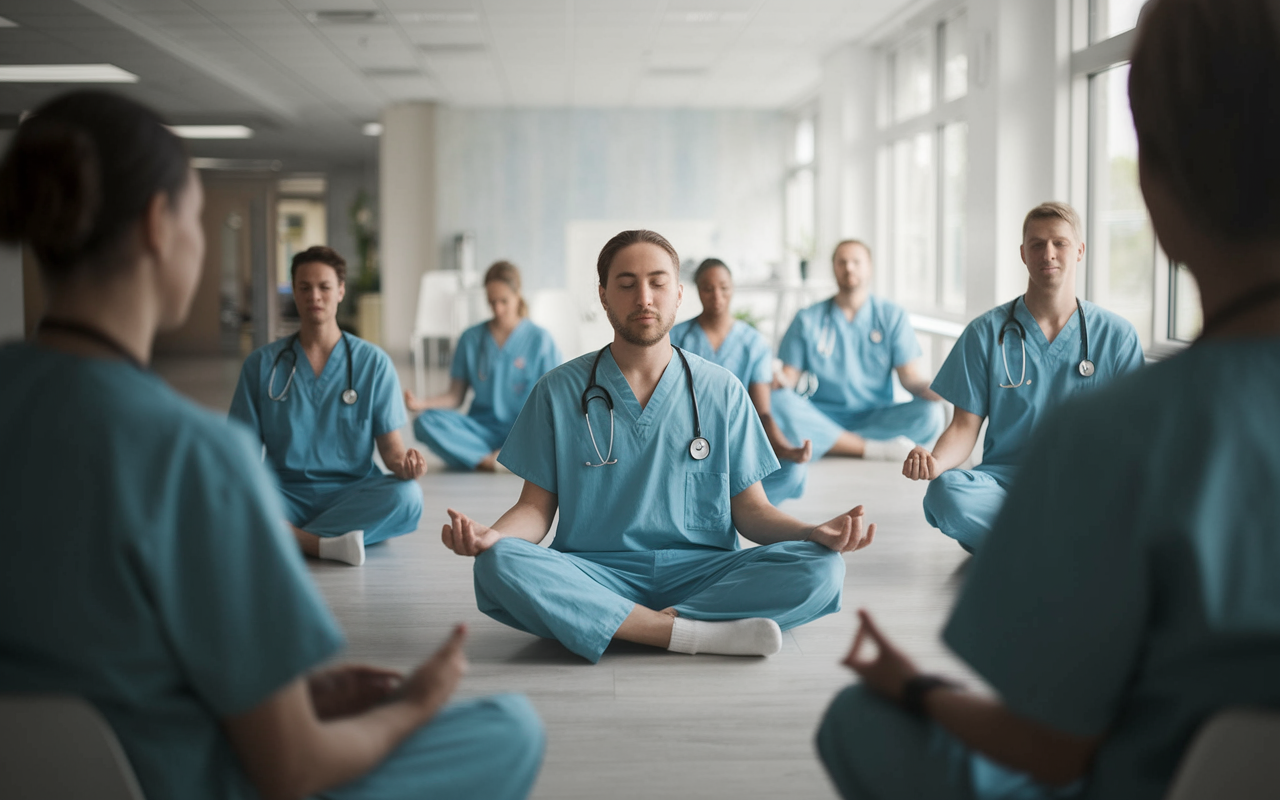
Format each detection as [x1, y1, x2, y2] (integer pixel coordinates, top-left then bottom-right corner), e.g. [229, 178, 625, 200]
[168, 124, 254, 139]
[0, 15, 17, 27]
[362, 122, 382, 136]
[0, 64, 139, 83]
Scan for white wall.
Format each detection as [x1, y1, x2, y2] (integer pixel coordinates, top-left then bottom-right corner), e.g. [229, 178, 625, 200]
[0, 130, 22, 343]
[380, 103, 438, 360]
[435, 109, 789, 295]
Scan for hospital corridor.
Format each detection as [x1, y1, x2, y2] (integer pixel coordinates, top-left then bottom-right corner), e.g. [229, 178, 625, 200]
[3, 1, 1280, 799]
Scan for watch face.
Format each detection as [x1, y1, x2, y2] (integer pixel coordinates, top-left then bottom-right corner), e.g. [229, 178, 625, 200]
[690, 437, 710, 460]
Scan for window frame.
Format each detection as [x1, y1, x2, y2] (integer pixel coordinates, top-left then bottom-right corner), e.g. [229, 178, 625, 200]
[1069, 1, 1193, 356]
[875, 5, 970, 321]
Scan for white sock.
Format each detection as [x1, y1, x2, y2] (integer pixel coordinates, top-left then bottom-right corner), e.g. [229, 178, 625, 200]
[317, 530, 365, 566]
[861, 435, 916, 462]
[667, 617, 782, 657]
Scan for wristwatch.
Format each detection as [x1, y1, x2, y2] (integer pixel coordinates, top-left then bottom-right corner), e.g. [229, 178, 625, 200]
[901, 674, 961, 718]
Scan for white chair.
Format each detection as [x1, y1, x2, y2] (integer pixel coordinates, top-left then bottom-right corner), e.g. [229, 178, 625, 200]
[411, 269, 463, 396]
[1164, 708, 1280, 800]
[0, 694, 146, 800]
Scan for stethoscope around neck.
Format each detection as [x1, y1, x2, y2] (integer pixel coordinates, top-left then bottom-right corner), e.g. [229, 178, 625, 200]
[580, 344, 709, 467]
[997, 296, 1094, 389]
[817, 298, 884, 358]
[267, 332, 358, 404]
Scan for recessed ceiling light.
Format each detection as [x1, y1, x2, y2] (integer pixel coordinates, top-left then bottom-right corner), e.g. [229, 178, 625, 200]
[0, 64, 138, 83]
[0, 15, 18, 28]
[192, 157, 282, 172]
[417, 43, 486, 54]
[362, 122, 383, 136]
[397, 12, 479, 24]
[168, 125, 254, 139]
[307, 10, 384, 25]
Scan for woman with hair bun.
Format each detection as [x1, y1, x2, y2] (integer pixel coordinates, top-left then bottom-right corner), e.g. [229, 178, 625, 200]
[816, 2, 1280, 799]
[405, 260, 561, 472]
[0, 90, 543, 800]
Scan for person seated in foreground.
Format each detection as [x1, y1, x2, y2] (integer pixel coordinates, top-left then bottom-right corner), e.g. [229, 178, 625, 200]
[441, 230, 876, 664]
[669, 257, 813, 505]
[0, 89, 543, 800]
[902, 202, 1144, 553]
[816, 3, 1280, 798]
[406, 260, 561, 472]
[230, 246, 425, 566]
[770, 240, 945, 500]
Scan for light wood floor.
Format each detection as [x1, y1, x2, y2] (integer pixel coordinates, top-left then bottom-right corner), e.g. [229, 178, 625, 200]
[157, 355, 974, 800]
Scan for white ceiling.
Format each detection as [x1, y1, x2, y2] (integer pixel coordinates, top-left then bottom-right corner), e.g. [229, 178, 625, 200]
[0, 0, 918, 164]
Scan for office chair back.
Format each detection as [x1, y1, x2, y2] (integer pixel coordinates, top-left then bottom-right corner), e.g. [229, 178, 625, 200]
[1164, 708, 1280, 800]
[0, 694, 146, 800]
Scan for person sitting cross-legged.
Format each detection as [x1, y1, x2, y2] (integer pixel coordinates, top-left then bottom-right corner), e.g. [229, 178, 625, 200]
[441, 229, 876, 664]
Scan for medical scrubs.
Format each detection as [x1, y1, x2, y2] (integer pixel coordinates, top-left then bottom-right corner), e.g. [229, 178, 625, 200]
[230, 333, 422, 545]
[0, 343, 544, 800]
[817, 337, 1280, 800]
[670, 317, 804, 504]
[670, 318, 773, 388]
[414, 318, 561, 469]
[483, 348, 845, 663]
[770, 295, 944, 499]
[926, 299, 1144, 551]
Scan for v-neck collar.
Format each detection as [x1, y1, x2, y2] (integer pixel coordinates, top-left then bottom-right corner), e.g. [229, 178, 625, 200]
[829, 296, 875, 331]
[293, 334, 346, 395]
[599, 346, 683, 430]
[1014, 297, 1080, 356]
[487, 318, 528, 353]
[691, 318, 739, 356]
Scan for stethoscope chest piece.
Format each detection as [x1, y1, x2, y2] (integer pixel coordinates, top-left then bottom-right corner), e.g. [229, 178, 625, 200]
[869, 329, 883, 344]
[690, 437, 710, 460]
[1078, 359, 1095, 378]
[342, 388, 358, 405]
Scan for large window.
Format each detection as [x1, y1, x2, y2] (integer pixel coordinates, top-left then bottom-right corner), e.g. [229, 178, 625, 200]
[1072, 0, 1198, 351]
[785, 114, 816, 281]
[1088, 63, 1155, 344]
[880, 11, 968, 316]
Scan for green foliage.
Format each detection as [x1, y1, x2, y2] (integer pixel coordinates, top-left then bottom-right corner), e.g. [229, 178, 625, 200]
[733, 308, 764, 330]
[349, 190, 380, 293]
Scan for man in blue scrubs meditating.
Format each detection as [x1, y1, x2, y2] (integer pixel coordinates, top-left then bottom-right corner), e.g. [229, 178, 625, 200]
[767, 240, 945, 500]
[817, 2, 1280, 797]
[441, 229, 876, 663]
[231, 246, 426, 566]
[902, 202, 1145, 552]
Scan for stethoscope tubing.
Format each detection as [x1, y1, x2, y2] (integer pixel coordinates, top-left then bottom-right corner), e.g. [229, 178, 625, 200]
[580, 344, 707, 467]
[997, 296, 1093, 389]
[267, 332, 357, 404]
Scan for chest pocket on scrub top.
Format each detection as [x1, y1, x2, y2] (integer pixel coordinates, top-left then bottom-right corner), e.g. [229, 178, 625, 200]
[684, 472, 731, 532]
[336, 402, 368, 464]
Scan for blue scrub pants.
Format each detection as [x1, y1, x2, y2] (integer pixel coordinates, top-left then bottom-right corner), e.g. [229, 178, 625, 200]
[922, 467, 1015, 553]
[323, 693, 545, 800]
[763, 391, 945, 504]
[816, 686, 1076, 800]
[473, 538, 845, 663]
[414, 410, 509, 470]
[280, 473, 423, 545]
